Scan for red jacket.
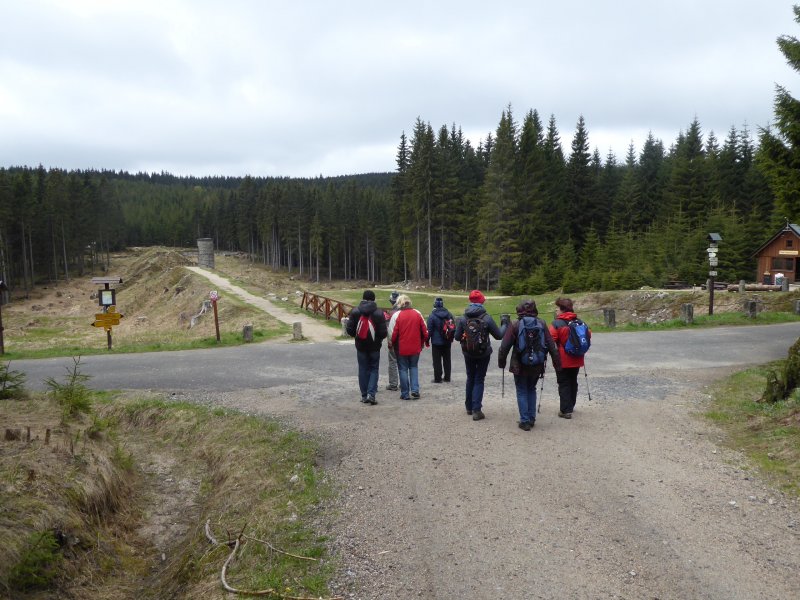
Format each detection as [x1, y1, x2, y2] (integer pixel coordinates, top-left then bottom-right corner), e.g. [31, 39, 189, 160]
[391, 308, 429, 357]
[549, 311, 589, 368]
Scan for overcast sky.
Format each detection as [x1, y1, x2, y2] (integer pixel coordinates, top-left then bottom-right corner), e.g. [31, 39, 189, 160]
[0, 1, 796, 178]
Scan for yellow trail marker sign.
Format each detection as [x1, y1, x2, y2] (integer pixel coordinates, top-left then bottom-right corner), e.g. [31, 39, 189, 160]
[92, 307, 123, 329]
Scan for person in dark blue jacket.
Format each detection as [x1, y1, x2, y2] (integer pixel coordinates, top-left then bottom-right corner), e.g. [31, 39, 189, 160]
[453, 290, 508, 421]
[426, 297, 455, 383]
[345, 290, 387, 405]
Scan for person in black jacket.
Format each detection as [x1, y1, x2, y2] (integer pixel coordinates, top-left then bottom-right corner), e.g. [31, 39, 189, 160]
[498, 300, 561, 430]
[345, 290, 387, 405]
[453, 290, 508, 421]
[426, 297, 455, 383]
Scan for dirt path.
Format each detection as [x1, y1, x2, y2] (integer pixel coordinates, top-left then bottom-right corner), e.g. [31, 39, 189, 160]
[186, 266, 340, 342]
[181, 358, 800, 600]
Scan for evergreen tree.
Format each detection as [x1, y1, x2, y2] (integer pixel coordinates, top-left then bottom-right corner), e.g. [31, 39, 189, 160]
[757, 5, 800, 222]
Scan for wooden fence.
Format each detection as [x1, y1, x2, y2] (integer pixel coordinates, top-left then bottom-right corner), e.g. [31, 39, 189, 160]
[300, 291, 354, 322]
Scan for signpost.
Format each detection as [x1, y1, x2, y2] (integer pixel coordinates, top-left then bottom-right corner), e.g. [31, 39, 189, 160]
[210, 290, 221, 342]
[90, 277, 123, 349]
[707, 233, 722, 316]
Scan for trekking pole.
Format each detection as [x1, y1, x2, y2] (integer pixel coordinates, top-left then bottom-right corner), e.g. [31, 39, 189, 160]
[583, 362, 592, 402]
[502, 367, 505, 398]
[537, 373, 545, 413]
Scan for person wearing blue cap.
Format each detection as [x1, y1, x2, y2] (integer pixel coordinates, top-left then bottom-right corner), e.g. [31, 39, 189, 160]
[426, 297, 455, 383]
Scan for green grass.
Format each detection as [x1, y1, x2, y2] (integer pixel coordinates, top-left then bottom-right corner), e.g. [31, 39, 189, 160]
[705, 365, 800, 496]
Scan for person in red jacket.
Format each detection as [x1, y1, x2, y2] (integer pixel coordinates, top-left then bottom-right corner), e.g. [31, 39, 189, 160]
[390, 294, 429, 400]
[549, 297, 591, 419]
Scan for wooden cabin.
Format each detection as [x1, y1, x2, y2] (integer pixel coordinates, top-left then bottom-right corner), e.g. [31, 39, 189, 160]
[752, 223, 800, 283]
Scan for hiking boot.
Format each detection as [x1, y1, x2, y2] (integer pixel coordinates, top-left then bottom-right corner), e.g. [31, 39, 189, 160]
[411, 391, 420, 399]
[431, 379, 442, 384]
[443, 377, 451, 382]
[386, 385, 399, 391]
[400, 395, 411, 401]
[367, 395, 377, 405]
[360, 396, 368, 403]
[518, 421, 531, 431]
[472, 410, 485, 421]
[558, 411, 572, 419]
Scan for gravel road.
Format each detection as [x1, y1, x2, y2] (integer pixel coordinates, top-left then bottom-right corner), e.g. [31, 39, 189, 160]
[14, 323, 800, 599]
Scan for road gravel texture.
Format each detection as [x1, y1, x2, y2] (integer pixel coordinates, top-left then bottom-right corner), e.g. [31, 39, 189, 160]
[14, 313, 800, 598]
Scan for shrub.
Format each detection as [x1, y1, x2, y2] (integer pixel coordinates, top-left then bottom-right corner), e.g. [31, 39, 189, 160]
[0, 361, 26, 399]
[761, 337, 800, 403]
[7, 530, 63, 591]
[44, 356, 93, 419]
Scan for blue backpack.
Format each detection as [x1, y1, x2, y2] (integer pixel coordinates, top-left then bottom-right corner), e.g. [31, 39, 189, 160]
[564, 319, 591, 356]
[517, 316, 547, 366]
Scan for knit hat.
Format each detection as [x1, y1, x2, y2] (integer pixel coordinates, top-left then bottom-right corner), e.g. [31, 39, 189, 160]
[433, 297, 444, 309]
[389, 290, 400, 305]
[468, 290, 485, 304]
[363, 290, 376, 301]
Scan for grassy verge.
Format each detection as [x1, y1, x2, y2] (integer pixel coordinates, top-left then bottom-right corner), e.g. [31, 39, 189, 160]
[1, 391, 336, 599]
[705, 365, 800, 496]
[2, 326, 288, 360]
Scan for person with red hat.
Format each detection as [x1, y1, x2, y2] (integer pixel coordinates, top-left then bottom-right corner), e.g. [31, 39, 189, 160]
[453, 289, 508, 420]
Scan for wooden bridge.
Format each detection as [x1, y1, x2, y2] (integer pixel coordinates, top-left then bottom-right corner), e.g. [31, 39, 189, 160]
[300, 291, 354, 322]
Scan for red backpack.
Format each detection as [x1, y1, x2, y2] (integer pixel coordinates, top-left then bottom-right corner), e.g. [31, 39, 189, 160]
[356, 314, 375, 340]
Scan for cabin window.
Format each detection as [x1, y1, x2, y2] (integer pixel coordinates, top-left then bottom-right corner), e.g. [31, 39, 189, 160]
[788, 239, 794, 248]
[772, 257, 795, 270]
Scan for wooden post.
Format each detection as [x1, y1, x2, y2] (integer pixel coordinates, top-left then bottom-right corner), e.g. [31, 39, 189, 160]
[744, 300, 758, 319]
[603, 308, 616, 328]
[708, 276, 715, 316]
[212, 300, 220, 342]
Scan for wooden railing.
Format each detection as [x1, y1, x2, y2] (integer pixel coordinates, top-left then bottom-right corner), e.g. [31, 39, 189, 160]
[300, 291, 354, 322]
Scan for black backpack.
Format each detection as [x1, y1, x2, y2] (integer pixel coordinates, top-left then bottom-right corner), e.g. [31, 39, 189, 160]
[461, 317, 489, 355]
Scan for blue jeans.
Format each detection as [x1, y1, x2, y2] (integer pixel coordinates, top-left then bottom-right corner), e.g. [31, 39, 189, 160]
[356, 350, 381, 398]
[397, 353, 420, 398]
[514, 373, 538, 423]
[464, 354, 491, 411]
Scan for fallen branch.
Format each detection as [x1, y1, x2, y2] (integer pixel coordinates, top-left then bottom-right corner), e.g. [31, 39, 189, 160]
[205, 520, 342, 599]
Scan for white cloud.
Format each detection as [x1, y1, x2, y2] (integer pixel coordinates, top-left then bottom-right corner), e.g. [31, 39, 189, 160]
[0, 0, 795, 176]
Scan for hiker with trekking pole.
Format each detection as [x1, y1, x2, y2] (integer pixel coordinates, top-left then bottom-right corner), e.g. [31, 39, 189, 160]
[549, 297, 592, 419]
[497, 299, 561, 431]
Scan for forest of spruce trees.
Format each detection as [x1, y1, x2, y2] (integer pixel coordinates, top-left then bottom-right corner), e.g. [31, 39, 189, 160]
[2, 8, 800, 297]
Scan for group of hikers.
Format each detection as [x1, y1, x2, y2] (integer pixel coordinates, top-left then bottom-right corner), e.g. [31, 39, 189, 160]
[345, 289, 591, 430]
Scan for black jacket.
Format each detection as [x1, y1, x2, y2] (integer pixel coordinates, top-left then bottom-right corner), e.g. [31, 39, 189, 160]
[427, 307, 455, 346]
[498, 316, 561, 376]
[453, 303, 506, 358]
[345, 300, 387, 352]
